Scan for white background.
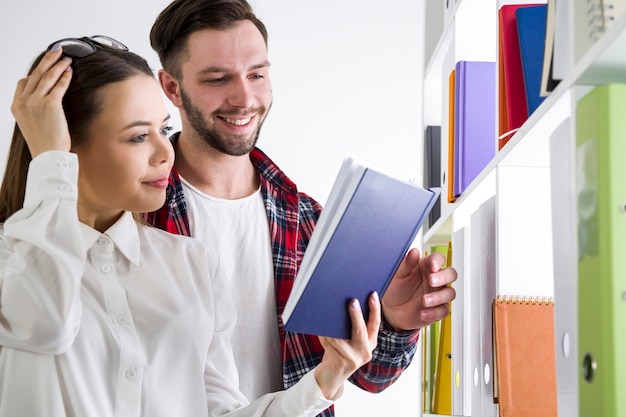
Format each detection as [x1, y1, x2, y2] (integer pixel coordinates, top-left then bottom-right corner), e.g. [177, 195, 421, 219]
[0, 1, 425, 415]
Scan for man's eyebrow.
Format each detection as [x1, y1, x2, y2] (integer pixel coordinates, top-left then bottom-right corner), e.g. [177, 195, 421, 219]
[198, 61, 271, 75]
[250, 60, 271, 70]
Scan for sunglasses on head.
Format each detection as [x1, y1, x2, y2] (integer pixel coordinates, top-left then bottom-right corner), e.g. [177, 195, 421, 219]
[47, 35, 128, 58]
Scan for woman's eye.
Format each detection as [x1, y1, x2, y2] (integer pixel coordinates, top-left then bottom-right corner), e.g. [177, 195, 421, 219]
[130, 134, 147, 144]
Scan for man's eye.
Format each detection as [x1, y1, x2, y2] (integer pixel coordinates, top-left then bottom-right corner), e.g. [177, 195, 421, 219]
[160, 126, 174, 136]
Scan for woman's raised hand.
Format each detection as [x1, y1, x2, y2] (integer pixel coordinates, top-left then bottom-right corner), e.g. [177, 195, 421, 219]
[11, 46, 73, 158]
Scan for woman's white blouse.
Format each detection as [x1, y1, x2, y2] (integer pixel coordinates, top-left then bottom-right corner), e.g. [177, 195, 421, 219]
[0, 151, 331, 417]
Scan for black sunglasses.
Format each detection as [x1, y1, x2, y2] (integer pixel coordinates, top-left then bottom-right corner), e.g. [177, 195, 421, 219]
[47, 35, 128, 58]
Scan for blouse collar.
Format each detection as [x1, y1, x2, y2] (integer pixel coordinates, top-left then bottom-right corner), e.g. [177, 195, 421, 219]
[79, 211, 141, 266]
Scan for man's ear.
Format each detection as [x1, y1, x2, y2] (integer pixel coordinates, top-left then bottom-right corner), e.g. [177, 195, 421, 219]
[158, 69, 183, 108]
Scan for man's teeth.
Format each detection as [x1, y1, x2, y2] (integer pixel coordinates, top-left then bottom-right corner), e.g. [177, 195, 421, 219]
[224, 117, 252, 126]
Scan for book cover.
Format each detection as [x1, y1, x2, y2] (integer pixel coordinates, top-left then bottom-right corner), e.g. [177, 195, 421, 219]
[447, 68, 457, 204]
[432, 242, 452, 415]
[557, 0, 626, 80]
[574, 0, 626, 64]
[576, 83, 626, 416]
[422, 323, 432, 413]
[553, 0, 573, 80]
[432, 305, 452, 414]
[451, 227, 469, 416]
[428, 319, 441, 412]
[282, 156, 440, 339]
[429, 245, 448, 404]
[498, 15, 512, 150]
[549, 118, 579, 417]
[493, 295, 557, 417]
[453, 60, 496, 197]
[499, 5, 536, 133]
[516, 4, 548, 115]
[540, 0, 561, 97]
[470, 196, 498, 417]
[424, 125, 442, 227]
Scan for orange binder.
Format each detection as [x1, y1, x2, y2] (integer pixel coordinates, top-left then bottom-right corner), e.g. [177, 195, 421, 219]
[493, 295, 557, 417]
[447, 68, 457, 203]
[497, 14, 511, 150]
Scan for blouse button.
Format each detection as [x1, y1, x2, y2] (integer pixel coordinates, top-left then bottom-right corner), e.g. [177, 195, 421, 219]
[98, 238, 109, 247]
[125, 367, 137, 380]
[59, 184, 71, 192]
[100, 265, 112, 273]
[57, 160, 69, 169]
[116, 316, 128, 325]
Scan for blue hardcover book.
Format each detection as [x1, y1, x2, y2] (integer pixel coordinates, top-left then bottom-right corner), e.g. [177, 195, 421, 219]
[282, 156, 440, 339]
[516, 4, 548, 115]
[453, 61, 496, 198]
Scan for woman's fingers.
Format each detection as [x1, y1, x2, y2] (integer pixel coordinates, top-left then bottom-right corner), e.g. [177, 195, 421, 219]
[11, 48, 73, 157]
[348, 298, 366, 341]
[367, 292, 381, 345]
[313, 295, 381, 400]
[20, 47, 69, 96]
[348, 292, 381, 346]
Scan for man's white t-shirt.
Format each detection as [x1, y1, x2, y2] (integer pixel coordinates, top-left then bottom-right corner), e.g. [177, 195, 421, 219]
[180, 177, 284, 401]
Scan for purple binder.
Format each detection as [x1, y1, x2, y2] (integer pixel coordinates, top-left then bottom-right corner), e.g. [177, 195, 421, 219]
[453, 60, 496, 197]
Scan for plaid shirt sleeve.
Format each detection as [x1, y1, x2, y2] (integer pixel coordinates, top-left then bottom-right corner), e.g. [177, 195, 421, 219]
[350, 322, 419, 392]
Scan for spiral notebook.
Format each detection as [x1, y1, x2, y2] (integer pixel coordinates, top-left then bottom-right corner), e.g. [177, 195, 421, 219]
[574, 0, 626, 63]
[492, 295, 557, 417]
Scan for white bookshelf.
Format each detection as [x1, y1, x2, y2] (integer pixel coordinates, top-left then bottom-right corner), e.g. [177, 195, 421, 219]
[420, 2, 626, 416]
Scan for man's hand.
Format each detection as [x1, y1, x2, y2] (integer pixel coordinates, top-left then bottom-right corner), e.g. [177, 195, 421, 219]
[381, 248, 457, 331]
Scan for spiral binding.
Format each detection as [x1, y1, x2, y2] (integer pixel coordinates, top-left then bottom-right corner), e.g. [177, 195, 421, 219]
[587, 0, 617, 41]
[495, 295, 554, 305]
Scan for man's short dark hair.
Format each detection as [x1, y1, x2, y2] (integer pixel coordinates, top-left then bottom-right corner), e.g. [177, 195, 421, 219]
[150, 0, 268, 77]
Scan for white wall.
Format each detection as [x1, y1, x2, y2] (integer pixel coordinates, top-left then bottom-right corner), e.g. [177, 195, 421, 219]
[0, 1, 425, 415]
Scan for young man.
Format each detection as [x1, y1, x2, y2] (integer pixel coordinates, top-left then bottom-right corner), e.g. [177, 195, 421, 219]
[146, 1, 458, 415]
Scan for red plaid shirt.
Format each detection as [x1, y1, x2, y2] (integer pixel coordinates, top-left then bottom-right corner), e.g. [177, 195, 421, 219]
[144, 135, 419, 417]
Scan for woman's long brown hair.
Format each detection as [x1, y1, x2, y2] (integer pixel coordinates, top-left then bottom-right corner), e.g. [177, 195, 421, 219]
[0, 43, 154, 223]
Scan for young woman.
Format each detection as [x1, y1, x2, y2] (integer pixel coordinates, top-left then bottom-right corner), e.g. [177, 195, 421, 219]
[0, 36, 381, 417]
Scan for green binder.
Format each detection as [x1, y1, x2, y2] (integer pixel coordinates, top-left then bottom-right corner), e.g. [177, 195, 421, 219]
[576, 83, 626, 416]
[430, 242, 452, 415]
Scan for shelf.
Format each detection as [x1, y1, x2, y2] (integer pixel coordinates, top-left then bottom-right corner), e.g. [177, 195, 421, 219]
[420, 4, 626, 417]
[424, 0, 496, 83]
[422, 8, 626, 245]
[424, 13, 454, 82]
[423, 214, 452, 246]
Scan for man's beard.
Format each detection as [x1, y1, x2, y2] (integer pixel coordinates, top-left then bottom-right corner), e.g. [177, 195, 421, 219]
[180, 87, 269, 156]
